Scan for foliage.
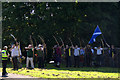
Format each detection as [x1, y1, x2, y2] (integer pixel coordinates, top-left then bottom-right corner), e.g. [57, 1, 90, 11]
[2, 2, 120, 60]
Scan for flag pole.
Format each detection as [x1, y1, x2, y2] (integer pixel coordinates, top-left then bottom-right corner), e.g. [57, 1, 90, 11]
[101, 39, 104, 54]
[101, 34, 110, 48]
[97, 25, 110, 48]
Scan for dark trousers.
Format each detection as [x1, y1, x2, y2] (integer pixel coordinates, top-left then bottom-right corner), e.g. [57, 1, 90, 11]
[66, 56, 71, 67]
[80, 55, 84, 67]
[85, 55, 91, 67]
[44, 56, 47, 67]
[74, 56, 80, 67]
[56, 55, 61, 67]
[12, 56, 18, 70]
[56, 55, 61, 63]
[17, 57, 22, 69]
[96, 55, 102, 67]
[2, 60, 7, 76]
[34, 56, 36, 67]
[38, 57, 44, 68]
[53, 54, 57, 66]
[109, 57, 114, 67]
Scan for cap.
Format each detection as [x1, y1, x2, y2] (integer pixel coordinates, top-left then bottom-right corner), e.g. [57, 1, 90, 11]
[4, 46, 8, 49]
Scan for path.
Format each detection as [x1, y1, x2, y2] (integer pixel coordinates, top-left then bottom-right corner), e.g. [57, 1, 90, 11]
[0, 72, 38, 79]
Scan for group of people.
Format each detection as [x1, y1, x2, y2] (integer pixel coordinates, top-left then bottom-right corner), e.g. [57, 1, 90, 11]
[0, 40, 118, 77]
[0, 41, 47, 77]
[25, 43, 46, 69]
[0, 42, 23, 77]
[53, 44, 117, 68]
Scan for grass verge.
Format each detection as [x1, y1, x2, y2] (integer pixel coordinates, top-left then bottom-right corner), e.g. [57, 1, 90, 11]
[0, 63, 119, 78]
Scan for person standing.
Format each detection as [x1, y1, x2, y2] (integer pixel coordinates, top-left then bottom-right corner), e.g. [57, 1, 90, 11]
[10, 43, 22, 70]
[25, 44, 34, 69]
[85, 45, 92, 67]
[68, 45, 73, 67]
[56, 45, 62, 68]
[80, 47, 85, 67]
[109, 45, 116, 67]
[61, 46, 65, 65]
[91, 47, 95, 67]
[94, 46, 103, 67]
[43, 44, 47, 67]
[73, 45, 80, 68]
[65, 45, 72, 67]
[53, 45, 57, 66]
[1, 46, 9, 77]
[36, 44, 44, 68]
[16, 42, 22, 69]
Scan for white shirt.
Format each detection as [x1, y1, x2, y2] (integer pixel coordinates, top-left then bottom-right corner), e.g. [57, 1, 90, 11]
[74, 48, 80, 56]
[94, 47, 103, 55]
[91, 49, 94, 54]
[11, 46, 22, 57]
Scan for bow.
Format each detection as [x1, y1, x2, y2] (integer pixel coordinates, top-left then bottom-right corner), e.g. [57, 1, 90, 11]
[53, 35, 59, 46]
[33, 37, 38, 47]
[38, 35, 46, 47]
[38, 35, 47, 63]
[101, 39, 104, 54]
[78, 38, 82, 47]
[30, 35, 34, 58]
[82, 39, 85, 47]
[59, 37, 65, 48]
[10, 34, 22, 65]
[38, 35, 47, 53]
[30, 35, 34, 47]
[69, 38, 73, 46]
[10, 34, 17, 42]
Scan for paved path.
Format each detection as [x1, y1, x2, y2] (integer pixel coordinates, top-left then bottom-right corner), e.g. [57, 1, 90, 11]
[0, 72, 37, 79]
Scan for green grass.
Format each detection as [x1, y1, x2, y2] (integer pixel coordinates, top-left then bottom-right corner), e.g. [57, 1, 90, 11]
[0, 63, 119, 78]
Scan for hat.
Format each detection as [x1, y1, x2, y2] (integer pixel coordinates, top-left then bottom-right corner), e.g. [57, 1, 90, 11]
[38, 44, 42, 47]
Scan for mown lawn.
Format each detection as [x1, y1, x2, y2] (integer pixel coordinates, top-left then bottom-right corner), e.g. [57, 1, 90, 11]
[0, 63, 119, 78]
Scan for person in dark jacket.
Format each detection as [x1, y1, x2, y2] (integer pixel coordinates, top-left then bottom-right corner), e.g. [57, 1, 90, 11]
[53, 45, 57, 66]
[56, 45, 62, 67]
[36, 44, 44, 68]
[109, 45, 116, 67]
[109, 45, 116, 58]
[85, 45, 92, 67]
[65, 45, 72, 67]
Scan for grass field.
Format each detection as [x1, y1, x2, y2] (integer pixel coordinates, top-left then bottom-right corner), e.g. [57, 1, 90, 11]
[0, 63, 120, 78]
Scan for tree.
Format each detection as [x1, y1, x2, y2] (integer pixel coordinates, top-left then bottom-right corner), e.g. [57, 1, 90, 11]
[2, 2, 120, 60]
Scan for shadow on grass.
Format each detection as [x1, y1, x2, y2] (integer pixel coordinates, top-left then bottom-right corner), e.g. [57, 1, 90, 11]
[6, 62, 120, 73]
[46, 64, 120, 73]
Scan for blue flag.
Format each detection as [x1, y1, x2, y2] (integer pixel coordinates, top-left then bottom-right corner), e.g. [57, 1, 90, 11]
[89, 25, 102, 44]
